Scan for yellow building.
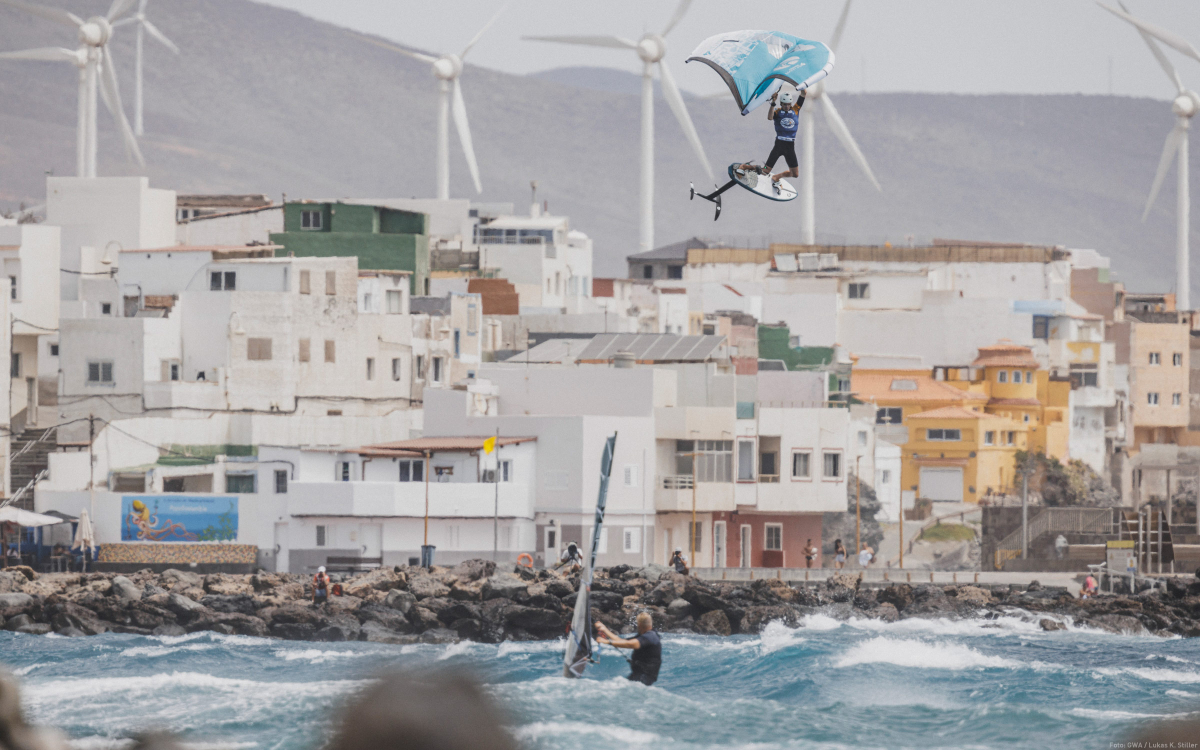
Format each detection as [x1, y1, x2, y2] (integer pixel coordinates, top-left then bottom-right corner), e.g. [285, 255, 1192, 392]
[854, 340, 1069, 504]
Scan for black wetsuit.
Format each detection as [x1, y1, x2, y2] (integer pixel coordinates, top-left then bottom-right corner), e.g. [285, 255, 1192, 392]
[628, 630, 662, 686]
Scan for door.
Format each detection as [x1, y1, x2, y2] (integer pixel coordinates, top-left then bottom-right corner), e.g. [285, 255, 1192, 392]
[544, 526, 558, 566]
[273, 522, 289, 573]
[663, 529, 673, 565]
[359, 523, 382, 561]
[919, 467, 964, 502]
[740, 525, 752, 568]
[713, 521, 727, 568]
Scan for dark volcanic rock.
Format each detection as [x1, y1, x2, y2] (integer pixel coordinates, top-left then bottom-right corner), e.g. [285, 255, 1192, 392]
[200, 594, 258, 616]
[505, 605, 564, 635]
[694, 609, 732, 636]
[357, 603, 413, 633]
[740, 605, 799, 634]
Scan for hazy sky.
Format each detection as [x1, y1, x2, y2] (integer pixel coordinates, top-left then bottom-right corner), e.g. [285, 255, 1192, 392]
[258, 0, 1200, 100]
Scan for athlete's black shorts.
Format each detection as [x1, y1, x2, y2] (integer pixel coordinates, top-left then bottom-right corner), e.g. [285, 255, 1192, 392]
[765, 138, 798, 170]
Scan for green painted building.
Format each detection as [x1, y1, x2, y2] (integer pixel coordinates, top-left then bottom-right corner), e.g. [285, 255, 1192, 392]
[270, 202, 430, 295]
[758, 324, 853, 404]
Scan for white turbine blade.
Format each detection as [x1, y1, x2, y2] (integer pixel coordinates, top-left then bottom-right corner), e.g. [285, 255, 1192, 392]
[100, 45, 144, 166]
[351, 33, 438, 63]
[0, 46, 81, 63]
[660, 0, 693, 37]
[1097, 3, 1200, 66]
[139, 0, 148, 12]
[460, 0, 511, 59]
[829, 0, 853, 54]
[112, 16, 136, 27]
[1117, 0, 1183, 93]
[820, 94, 881, 190]
[658, 61, 715, 185]
[0, 0, 82, 27]
[141, 18, 180, 54]
[451, 78, 482, 194]
[107, 0, 137, 22]
[1143, 121, 1186, 220]
[523, 35, 638, 50]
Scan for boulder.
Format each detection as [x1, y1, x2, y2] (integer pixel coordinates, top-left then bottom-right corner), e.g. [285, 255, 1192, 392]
[7, 566, 36, 581]
[451, 618, 483, 640]
[407, 576, 451, 600]
[543, 578, 575, 599]
[161, 569, 203, 588]
[952, 586, 992, 609]
[200, 594, 258, 616]
[1086, 614, 1148, 636]
[166, 593, 207, 622]
[0, 592, 35, 618]
[1040, 618, 1066, 632]
[682, 582, 726, 613]
[694, 609, 732, 636]
[203, 573, 253, 596]
[54, 624, 86, 637]
[419, 627, 460, 644]
[314, 614, 360, 642]
[356, 603, 412, 633]
[903, 584, 953, 616]
[409, 607, 443, 632]
[3, 613, 35, 631]
[592, 578, 634, 597]
[876, 584, 912, 612]
[504, 605, 563, 635]
[152, 623, 188, 637]
[864, 602, 900, 623]
[385, 589, 417, 615]
[265, 604, 328, 626]
[606, 564, 632, 579]
[0, 571, 26, 593]
[344, 568, 407, 598]
[439, 601, 482, 625]
[750, 579, 797, 604]
[111, 576, 142, 602]
[448, 581, 483, 602]
[451, 559, 496, 582]
[360, 620, 418, 644]
[589, 591, 625, 613]
[481, 575, 526, 601]
[270, 622, 319, 640]
[624, 563, 670, 582]
[666, 598, 694, 617]
[13, 621, 51, 635]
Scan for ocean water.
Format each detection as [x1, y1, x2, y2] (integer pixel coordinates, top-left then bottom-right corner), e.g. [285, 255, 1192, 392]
[4, 612, 1200, 749]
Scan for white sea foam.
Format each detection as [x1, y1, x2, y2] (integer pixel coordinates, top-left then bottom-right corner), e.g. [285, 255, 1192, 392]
[69, 739, 259, 750]
[756, 621, 807, 654]
[436, 640, 476, 661]
[1113, 667, 1200, 684]
[1167, 689, 1197, 697]
[11, 664, 40, 676]
[1069, 707, 1194, 721]
[23, 671, 367, 703]
[834, 637, 1020, 670]
[513, 721, 661, 744]
[497, 639, 562, 658]
[272, 649, 366, 664]
[121, 644, 217, 659]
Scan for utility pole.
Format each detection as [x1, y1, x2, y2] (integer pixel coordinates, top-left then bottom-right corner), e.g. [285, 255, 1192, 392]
[1021, 464, 1029, 560]
[690, 450, 698, 567]
[87, 414, 95, 573]
[855, 455, 862, 554]
[421, 449, 432, 567]
[492, 436, 500, 563]
[899, 492, 904, 569]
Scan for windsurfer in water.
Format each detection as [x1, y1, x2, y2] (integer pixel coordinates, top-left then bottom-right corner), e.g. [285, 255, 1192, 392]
[596, 612, 662, 686]
[740, 89, 804, 184]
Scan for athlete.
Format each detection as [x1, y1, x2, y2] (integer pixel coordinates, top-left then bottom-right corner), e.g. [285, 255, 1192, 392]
[596, 612, 662, 686]
[740, 89, 804, 185]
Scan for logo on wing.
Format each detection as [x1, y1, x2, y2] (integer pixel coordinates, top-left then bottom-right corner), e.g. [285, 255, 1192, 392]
[776, 56, 805, 71]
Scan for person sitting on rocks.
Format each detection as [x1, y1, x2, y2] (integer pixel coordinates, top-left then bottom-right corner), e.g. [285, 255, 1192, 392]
[555, 542, 583, 573]
[312, 566, 330, 606]
[596, 612, 662, 686]
[1083, 574, 1098, 599]
[669, 548, 689, 575]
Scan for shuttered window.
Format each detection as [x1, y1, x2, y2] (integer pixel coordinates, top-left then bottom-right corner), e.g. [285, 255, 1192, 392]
[247, 338, 272, 361]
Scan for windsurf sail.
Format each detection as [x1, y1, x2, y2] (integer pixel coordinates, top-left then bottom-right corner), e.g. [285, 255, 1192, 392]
[687, 30, 834, 115]
[563, 432, 618, 679]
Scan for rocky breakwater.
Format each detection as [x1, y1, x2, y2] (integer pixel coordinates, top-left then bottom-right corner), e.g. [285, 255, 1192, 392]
[4, 563, 1200, 642]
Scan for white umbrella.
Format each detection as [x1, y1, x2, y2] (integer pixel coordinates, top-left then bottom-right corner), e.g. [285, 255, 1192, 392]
[72, 508, 96, 558]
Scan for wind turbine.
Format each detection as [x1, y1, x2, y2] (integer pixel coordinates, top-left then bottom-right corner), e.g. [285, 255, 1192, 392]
[378, 2, 512, 199]
[113, 0, 179, 136]
[1100, 1, 1200, 309]
[0, 0, 143, 178]
[798, 0, 880, 245]
[526, 0, 716, 253]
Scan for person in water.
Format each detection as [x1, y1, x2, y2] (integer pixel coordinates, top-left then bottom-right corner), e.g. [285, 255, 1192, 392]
[740, 89, 804, 185]
[833, 539, 847, 569]
[312, 565, 330, 605]
[669, 548, 689, 575]
[596, 612, 662, 686]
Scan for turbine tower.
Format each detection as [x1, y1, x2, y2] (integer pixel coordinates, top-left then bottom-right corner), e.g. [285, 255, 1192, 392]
[526, 0, 716, 253]
[380, 2, 512, 199]
[0, 0, 143, 178]
[1100, 2, 1200, 309]
[799, 0, 880, 245]
[114, 0, 179, 136]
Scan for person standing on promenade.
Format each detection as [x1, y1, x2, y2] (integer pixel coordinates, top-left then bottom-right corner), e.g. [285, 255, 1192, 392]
[834, 539, 847, 569]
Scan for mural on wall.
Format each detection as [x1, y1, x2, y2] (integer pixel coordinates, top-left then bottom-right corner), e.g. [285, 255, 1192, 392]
[121, 496, 238, 542]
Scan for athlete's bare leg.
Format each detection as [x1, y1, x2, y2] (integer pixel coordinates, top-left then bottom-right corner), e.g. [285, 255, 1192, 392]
[771, 167, 799, 183]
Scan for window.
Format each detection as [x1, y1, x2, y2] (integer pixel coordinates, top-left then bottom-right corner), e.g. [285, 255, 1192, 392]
[1007, 431, 1016, 445]
[760, 451, 777, 477]
[324, 340, 336, 363]
[624, 465, 638, 487]
[316, 525, 326, 546]
[1032, 315, 1050, 340]
[791, 450, 811, 479]
[386, 289, 403, 313]
[432, 357, 443, 383]
[642, 265, 653, 279]
[876, 407, 903, 424]
[299, 270, 311, 294]
[823, 451, 842, 479]
[366, 358, 375, 380]
[1026, 371, 1034, 383]
[1148, 392, 1160, 406]
[674, 440, 733, 482]
[8, 275, 16, 300]
[467, 303, 478, 334]
[483, 460, 513, 483]
[9, 353, 18, 378]
[997, 370, 1008, 383]
[1082, 371, 1098, 387]
[1150, 352, 1161, 365]
[667, 265, 683, 280]
[49, 344, 58, 356]
[415, 355, 425, 379]
[764, 524, 782, 551]
[737, 439, 756, 481]
[391, 358, 402, 381]
[226, 473, 256, 493]
[926, 428, 962, 441]
[325, 271, 336, 295]
[300, 209, 322, 230]
[298, 339, 310, 362]
[1173, 393, 1182, 406]
[984, 431, 995, 445]
[623, 527, 641, 553]
[858, 430, 868, 447]
[247, 338, 272, 361]
[100, 302, 112, 316]
[838, 377, 852, 393]
[339, 461, 351, 481]
[880, 469, 892, 484]
[363, 292, 373, 311]
[87, 360, 113, 384]
[688, 521, 703, 553]
[398, 459, 424, 482]
[209, 271, 236, 291]
[454, 330, 461, 357]
[1012, 370, 1022, 384]
[1023, 414, 1030, 423]
[1174, 353, 1184, 366]
[848, 282, 870, 299]
[274, 470, 288, 494]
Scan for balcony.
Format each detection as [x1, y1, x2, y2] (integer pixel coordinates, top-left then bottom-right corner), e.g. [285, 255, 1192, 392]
[759, 474, 780, 484]
[655, 478, 734, 512]
[662, 475, 693, 490]
[288, 481, 534, 519]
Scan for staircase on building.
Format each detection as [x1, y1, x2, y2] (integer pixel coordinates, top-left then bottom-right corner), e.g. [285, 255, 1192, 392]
[9, 427, 55, 511]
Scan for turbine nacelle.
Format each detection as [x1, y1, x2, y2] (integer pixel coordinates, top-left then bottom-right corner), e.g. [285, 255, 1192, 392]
[79, 17, 112, 47]
[1173, 93, 1198, 118]
[433, 54, 463, 81]
[636, 35, 666, 64]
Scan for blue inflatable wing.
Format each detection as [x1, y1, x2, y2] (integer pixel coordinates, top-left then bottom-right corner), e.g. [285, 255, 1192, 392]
[687, 30, 834, 115]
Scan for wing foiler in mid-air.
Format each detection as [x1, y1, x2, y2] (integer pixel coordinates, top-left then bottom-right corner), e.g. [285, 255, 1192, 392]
[686, 30, 833, 219]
